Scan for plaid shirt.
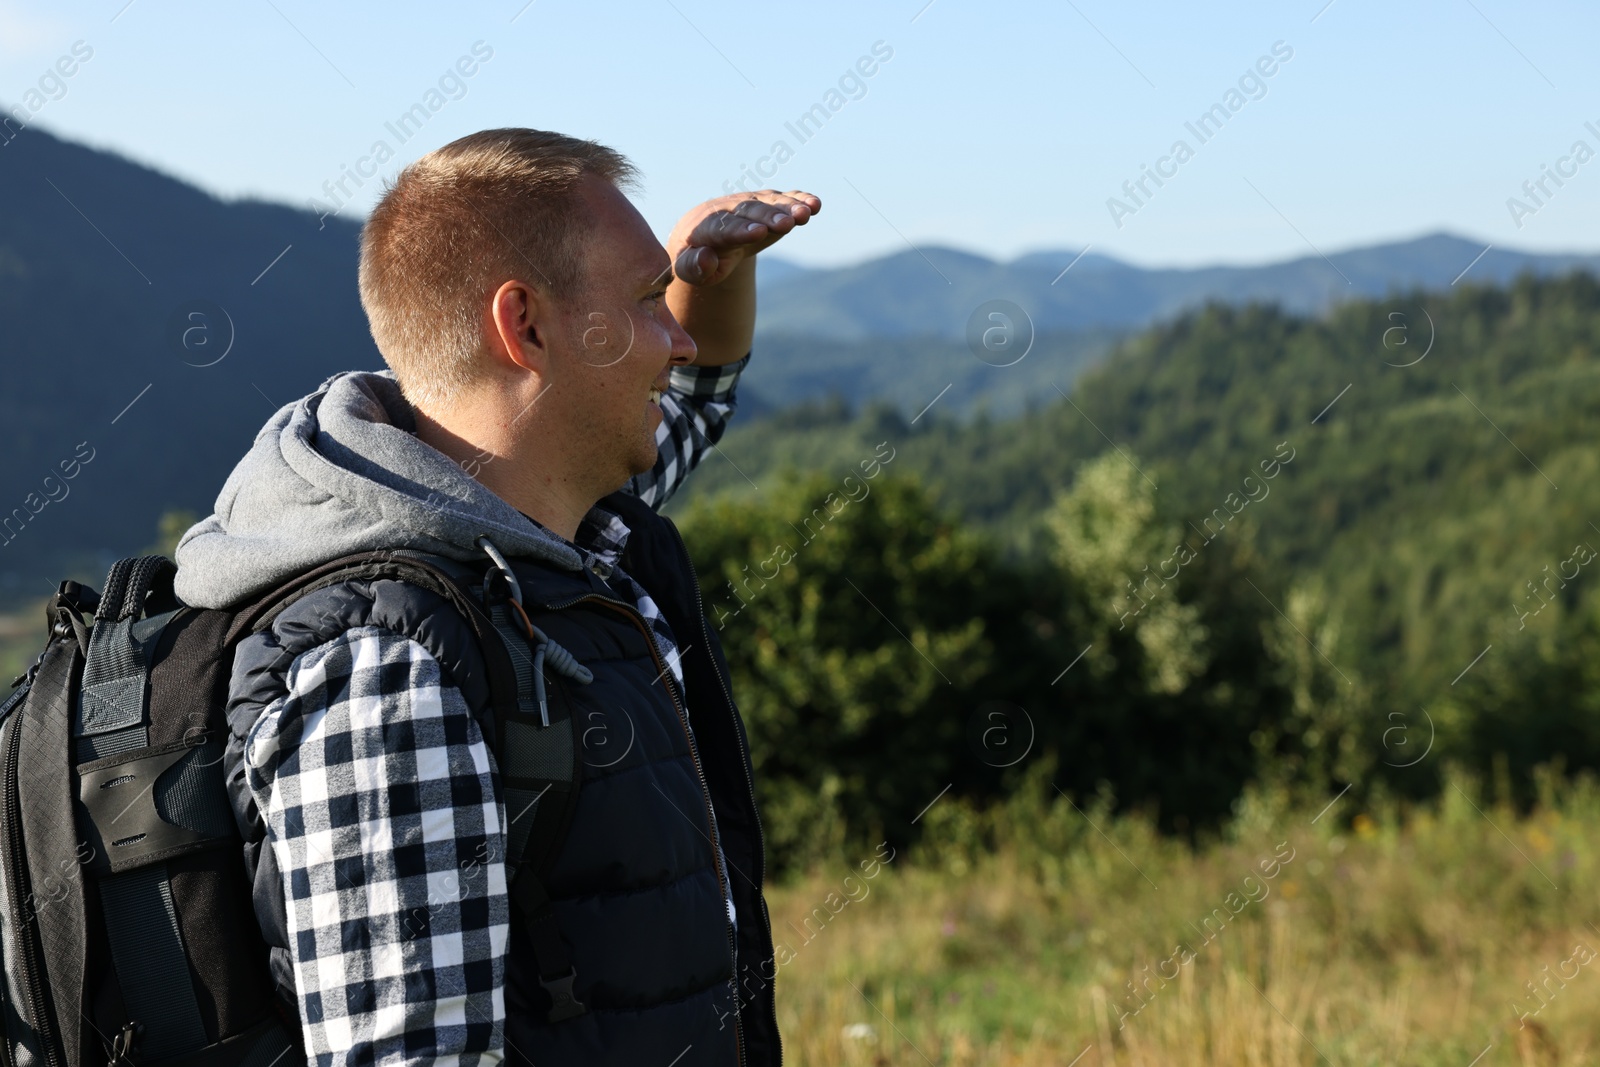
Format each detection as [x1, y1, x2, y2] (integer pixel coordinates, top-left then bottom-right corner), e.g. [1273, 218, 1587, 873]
[244, 355, 747, 1065]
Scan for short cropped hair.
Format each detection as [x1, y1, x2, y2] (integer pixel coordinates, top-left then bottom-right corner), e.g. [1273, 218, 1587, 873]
[358, 128, 640, 410]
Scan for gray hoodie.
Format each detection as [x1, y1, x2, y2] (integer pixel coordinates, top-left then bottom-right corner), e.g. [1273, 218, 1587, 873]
[174, 369, 583, 609]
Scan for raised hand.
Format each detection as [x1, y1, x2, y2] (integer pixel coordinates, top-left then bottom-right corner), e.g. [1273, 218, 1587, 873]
[665, 189, 822, 287]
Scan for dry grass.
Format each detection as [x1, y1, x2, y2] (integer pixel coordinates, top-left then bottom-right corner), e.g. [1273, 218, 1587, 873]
[763, 768, 1600, 1066]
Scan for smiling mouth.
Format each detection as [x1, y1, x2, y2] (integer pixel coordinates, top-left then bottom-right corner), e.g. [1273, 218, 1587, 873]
[648, 386, 662, 405]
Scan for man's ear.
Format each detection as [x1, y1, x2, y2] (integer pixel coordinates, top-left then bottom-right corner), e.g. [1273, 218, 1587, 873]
[488, 278, 553, 373]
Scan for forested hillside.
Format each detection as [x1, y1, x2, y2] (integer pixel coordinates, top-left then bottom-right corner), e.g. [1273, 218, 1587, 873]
[0, 125, 380, 599]
[672, 272, 1600, 851]
[735, 329, 1115, 419]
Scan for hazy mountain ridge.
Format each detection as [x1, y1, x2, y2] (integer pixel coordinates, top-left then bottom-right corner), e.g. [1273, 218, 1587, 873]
[753, 235, 1600, 339]
[0, 124, 380, 598]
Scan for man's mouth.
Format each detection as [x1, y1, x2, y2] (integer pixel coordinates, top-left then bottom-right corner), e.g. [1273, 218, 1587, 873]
[648, 386, 663, 405]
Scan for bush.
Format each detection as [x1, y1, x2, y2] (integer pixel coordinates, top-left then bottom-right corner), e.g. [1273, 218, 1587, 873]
[678, 470, 1050, 876]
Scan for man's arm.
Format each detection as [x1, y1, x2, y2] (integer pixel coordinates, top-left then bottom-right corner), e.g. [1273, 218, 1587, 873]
[245, 626, 508, 1065]
[663, 190, 821, 367]
[620, 189, 819, 509]
[664, 257, 758, 369]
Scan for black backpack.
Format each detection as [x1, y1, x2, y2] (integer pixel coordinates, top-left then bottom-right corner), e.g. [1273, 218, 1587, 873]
[0, 549, 592, 1066]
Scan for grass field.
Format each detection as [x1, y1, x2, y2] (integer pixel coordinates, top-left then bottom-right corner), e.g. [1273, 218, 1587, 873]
[763, 765, 1600, 1067]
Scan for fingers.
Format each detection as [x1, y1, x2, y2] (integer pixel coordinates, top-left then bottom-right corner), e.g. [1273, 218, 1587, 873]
[737, 189, 822, 215]
[782, 190, 821, 215]
[689, 192, 820, 248]
[731, 197, 800, 234]
[673, 243, 719, 286]
[667, 189, 821, 284]
[684, 205, 781, 253]
[748, 190, 821, 223]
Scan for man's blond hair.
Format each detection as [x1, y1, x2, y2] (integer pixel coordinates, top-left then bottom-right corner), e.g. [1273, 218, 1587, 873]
[358, 128, 640, 410]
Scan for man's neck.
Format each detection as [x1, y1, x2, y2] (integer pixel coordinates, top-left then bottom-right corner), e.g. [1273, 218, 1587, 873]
[412, 406, 597, 543]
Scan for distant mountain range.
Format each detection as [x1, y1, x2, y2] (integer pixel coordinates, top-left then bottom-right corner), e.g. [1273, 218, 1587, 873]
[751, 236, 1600, 340]
[0, 125, 376, 600]
[2, 122, 1599, 597]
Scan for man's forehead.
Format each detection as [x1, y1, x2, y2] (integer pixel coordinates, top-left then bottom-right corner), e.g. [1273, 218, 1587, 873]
[643, 260, 673, 287]
[617, 242, 671, 289]
[579, 173, 671, 286]
[576, 243, 668, 298]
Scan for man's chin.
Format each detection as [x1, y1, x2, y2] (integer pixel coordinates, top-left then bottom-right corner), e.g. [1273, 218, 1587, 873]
[594, 426, 659, 498]
[621, 440, 660, 483]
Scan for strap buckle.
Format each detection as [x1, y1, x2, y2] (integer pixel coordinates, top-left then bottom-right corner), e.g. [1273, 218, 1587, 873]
[539, 967, 588, 1023]
[110, 1021, 142, 1064]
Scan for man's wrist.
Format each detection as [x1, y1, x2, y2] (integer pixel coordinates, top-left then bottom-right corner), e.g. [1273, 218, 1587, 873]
[666, 256, 756, 367]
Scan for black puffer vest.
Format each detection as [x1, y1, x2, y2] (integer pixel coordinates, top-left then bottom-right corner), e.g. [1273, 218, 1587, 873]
[221, 491, 781, 1066]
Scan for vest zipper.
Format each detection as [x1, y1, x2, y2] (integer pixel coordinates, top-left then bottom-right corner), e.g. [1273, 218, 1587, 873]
[662, 518, 782, 1067]
[3, 699, 61, 1067]
[545, 591, 745, 1064]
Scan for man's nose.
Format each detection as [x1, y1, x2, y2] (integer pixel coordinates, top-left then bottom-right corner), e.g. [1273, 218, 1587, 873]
[666, 309, 697, 366]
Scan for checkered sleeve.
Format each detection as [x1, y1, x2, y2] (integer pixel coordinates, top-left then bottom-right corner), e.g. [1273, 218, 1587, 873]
[244, 625, 509, 1066]
[625, 351, 750, 509]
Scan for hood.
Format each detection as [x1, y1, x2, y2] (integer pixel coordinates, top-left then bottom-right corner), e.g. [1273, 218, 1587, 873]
[173, 369, 583, 609]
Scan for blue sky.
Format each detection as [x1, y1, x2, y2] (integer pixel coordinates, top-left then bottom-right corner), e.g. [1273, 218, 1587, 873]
[2, 0, 1596, 269]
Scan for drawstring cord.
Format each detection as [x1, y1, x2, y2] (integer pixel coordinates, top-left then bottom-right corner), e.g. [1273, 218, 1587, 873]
[508, 597, 595, 723]
[477, 536, 593, 724]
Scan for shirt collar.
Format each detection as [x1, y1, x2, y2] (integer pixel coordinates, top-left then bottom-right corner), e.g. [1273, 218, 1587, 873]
[522, 503, 632, 575]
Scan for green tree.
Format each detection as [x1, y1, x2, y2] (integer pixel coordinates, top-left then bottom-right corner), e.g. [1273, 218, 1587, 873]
[1039, 453, 1294, 832]
[678, 472, 1048, 875]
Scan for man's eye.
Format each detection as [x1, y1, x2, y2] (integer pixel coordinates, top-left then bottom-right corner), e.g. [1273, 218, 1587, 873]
[644, 290, 667, 306]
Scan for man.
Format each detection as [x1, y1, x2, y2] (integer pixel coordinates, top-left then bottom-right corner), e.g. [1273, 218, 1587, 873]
[173, 128, 818, 1064]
